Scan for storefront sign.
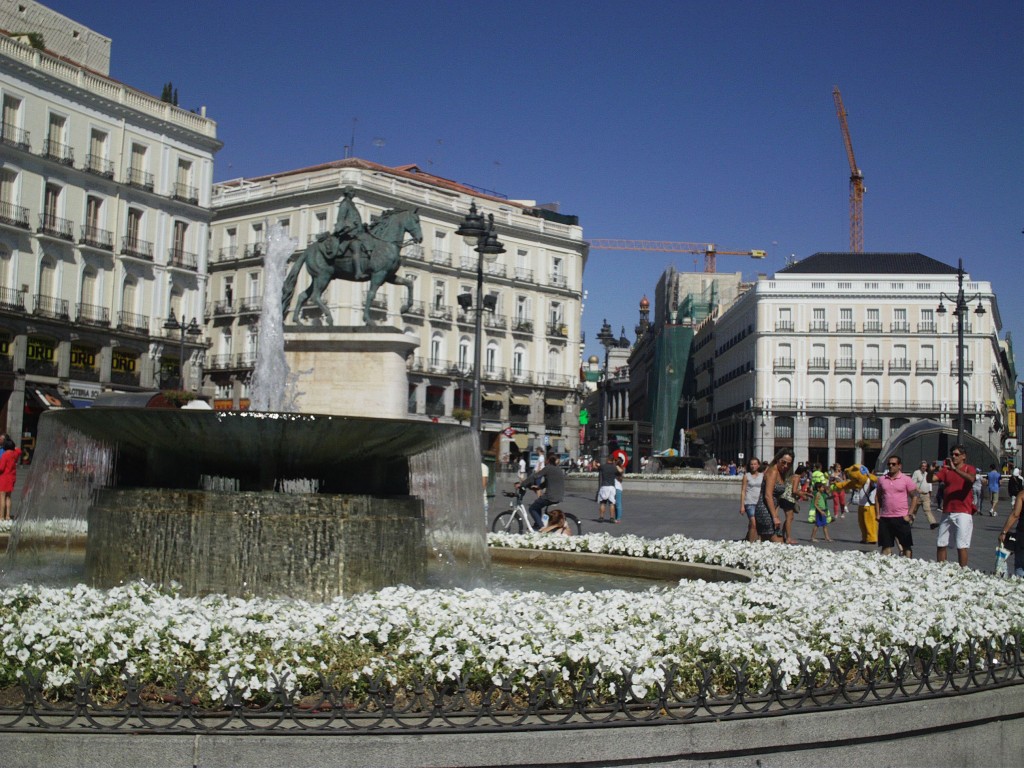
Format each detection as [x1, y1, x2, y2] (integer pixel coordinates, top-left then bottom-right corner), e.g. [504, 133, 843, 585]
[26, 338, 55, 362]
[70, 346, 96, 370]
[111, 351, 137, 373]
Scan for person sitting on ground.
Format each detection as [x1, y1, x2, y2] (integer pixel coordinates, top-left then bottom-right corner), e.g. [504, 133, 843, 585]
[538, 507, 573, 536]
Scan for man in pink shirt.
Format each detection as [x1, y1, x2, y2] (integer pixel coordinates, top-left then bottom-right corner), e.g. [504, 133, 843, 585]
[875, 455, 920, 558]
[929, 444, 978, 568]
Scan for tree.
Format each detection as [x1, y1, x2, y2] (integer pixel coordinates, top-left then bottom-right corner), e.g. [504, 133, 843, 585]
[160, 82, 179, 106]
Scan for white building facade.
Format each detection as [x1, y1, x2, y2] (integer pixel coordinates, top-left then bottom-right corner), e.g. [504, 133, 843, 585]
[692, 253, 1014, 468]
[0, 3, 219, 446]
[207, 159, 587, 457]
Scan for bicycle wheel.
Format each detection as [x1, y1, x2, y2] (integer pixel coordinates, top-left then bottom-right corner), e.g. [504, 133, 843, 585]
[564, 512, 583, 535]
[491, 510, 524, 534]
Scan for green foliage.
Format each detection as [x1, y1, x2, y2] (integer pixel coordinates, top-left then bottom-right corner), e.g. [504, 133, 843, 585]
[160, 82, 179, 106]
[452, 407, 472, 424]
[161, 390, 197, 407]
[11, 32, 45, 50]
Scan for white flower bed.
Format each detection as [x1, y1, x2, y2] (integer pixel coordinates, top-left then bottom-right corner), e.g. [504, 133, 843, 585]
[0, 533, 1021, 703]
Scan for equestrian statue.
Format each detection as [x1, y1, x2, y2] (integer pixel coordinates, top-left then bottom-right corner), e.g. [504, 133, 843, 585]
[281, 187, 423, 326]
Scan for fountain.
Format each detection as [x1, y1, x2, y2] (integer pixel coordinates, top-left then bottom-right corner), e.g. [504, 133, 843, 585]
[4, 224, 486, 600]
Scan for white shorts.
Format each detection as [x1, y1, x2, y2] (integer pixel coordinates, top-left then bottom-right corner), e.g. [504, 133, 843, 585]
[598, 485, 616, 503]
[936, 511, 974, 550]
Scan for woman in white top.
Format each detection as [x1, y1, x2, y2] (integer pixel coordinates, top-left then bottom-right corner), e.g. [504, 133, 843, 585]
[739, 457, 763, 542]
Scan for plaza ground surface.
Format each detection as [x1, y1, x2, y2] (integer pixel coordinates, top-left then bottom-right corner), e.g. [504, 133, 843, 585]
[494, 478, 1012, 574]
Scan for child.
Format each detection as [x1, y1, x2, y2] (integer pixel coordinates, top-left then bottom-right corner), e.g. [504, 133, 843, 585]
[809, 481, 834, 543]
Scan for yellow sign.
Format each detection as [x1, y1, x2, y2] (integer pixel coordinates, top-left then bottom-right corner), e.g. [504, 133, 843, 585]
[112, 351, 137, 373]
[70, 346, 96, 369]
[1009, 410, 1017, 433]
[26, 338, 55, 362]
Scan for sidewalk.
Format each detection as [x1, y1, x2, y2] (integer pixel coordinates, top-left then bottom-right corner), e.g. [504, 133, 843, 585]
[500, 483, 1011, 575]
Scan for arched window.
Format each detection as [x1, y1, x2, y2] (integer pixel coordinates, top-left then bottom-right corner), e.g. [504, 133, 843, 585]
[777, 378, 792, 407]
[457, 336, 470, 371]
[512, 344, 526, 379]
[838, 378, 854, 407]
[0, 244, 10, 285]
[893, 379, 908, 408]
[810, 378, 826, 406]
[121, 274, 137, 314]
[864, 379, 880, 406]
[921, 380, 935, 407]
[485, 341, 498, 374]
[429, 332, 443, 369]
[775, 415, 795, 440]
[809, 416, 828, 440]
[547, 347, 560, 375]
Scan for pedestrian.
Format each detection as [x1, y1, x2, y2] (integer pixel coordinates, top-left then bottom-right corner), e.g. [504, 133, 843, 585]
[910, 460, 938, 529]
[596, 455, 618, 522]
[998, 492, 1024, 578]
[753, 447, 793, 543]
[875, 455, 920, 558]
[930, 445, 978, 568]
[739, 457, 763, 542]
[829, 463, 848, 518]
[987, 464, 1002, 516]
[1009, 466, 1023, 504]
[0, 436, 21, 520]
[808, 481, 834, 543]
[517, 454, 527, 481]
[785, 464, 809, 544]
[613, 455, 625, 523]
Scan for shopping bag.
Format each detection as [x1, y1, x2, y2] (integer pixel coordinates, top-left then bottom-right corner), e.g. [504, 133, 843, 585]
[995, 545, 1011, 578]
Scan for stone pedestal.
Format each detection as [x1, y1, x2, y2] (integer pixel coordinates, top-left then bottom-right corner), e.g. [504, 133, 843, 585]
[283, 326, 418, 418]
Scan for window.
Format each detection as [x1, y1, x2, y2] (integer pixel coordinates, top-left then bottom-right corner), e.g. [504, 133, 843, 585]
[547, 348, 560, 375]
[429, 333, 442, 366]
[247, 271, 259, 300]
[223, 276, 234, 304]
[433, 280, 446, 309]
[88, 129, 108, 169]
[485, 341, 498, 373]
[866, 344, 880, 362]
[457, 337, 470, 370]
[516, 295, 530, 322]
[46, 113, 66, 153]
[513, 345, 525, 377]
[85, 195, 101, 228]
[315, 211, 327, 235]
[551, 256, 565, 287]
[251, 222, 263, 250]
[0, 167, 16, 206]
[840, 343, 853, 360]
[176, 159, 192, 186]
[549, 300, 562, 324]
[126, 207, 142, 245]
[43, 183, 61, 225]
[129, 143, 149, 187]
[81, 267, 97, 306]
[276, 217, 290, 238]
[172, 220, 187, 256]
[840, 308, 852, 322]
[921, 344, 934, 362]
[2, 94, 21, 129]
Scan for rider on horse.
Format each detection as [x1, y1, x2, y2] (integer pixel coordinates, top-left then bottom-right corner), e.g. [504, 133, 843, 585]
[319, 187, 372, 279]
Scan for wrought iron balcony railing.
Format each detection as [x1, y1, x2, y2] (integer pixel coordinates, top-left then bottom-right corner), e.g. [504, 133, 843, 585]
[76, 302, 110, 326]
[168, 248, 198, 271]
[172, 182, 199, 205]
[116, 310, 150, 334]
[37, 213, 74, 240]
[84, 153, 115, 179]
[80, 224, 114, 251]
[42, 138, 74, 165]
[126, 167, 155, 192]
[0, 200, 30, 229]
[0, 121, 30, 151]
[121, 237, 154, 260]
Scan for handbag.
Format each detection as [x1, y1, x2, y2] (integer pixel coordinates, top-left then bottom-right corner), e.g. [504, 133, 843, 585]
[779, 482, 797, 511]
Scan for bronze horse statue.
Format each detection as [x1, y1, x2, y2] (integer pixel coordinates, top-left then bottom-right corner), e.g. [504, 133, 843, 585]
[281, 207, 422, 326]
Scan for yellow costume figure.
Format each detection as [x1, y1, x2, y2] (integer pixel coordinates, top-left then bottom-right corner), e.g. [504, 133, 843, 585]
[835, 464, 879, 544]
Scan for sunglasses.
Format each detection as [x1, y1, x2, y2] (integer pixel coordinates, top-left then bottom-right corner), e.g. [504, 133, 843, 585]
[887, 462, 899, 467]
[951, 452, 963, 457]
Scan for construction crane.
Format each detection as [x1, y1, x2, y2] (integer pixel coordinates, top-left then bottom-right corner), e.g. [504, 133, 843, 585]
[587, 240, 766, 273]
[832, 86, 864, 253]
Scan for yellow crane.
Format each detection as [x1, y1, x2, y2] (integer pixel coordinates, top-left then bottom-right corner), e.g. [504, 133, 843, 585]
[832, 86, 865, 252]
[588, 240, 766, 273]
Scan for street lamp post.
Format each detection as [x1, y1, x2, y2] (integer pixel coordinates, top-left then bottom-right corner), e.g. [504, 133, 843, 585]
[163, 309, 202, 390]
[937, 258, 986, 446]
[597, 319, 616, 461]
[455, 202, 505, 434]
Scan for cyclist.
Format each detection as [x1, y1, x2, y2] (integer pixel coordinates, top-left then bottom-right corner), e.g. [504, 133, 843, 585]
[516, 452, 565, 529]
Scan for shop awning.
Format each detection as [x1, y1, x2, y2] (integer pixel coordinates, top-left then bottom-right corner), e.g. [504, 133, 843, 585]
[26, 386, 74, 410]
[511, 433, 530, 449]
[544, 398, 565, 407]
[482, 392, 504, 402]
[510, 395, 530, 406]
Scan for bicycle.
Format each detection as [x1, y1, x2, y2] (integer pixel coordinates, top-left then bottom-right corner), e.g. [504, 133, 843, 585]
[491, 486, 583, 535]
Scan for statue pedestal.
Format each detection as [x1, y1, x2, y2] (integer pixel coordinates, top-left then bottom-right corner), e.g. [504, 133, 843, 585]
[283, 326, 418, 419]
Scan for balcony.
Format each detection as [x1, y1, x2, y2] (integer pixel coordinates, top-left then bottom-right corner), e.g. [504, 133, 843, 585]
[483, 313, 507, 331]
[950, 361, 975, 375]
[210, 299, 235, 316]
[80, 224, 114, 251]
[834, 358, 857, 372]
[863, 321, 883, 332]
[404, 244, 425, 262]
[126, 167, 155, 192]
[75, 302, 110, 326]
[549, 273, 567, 289]
[456, 310, 473, 327]
[430, 249, 452, 267]
[918, 321, 936, 333]
[428, 304, 453, 322]
[37, 213, 74, 241]
[773, 357, 795, 372]
[809, 321, 829, 332]
[954, 321, 973, 334]
[836, 321, 856, 332]
[212, 245, 242, 263]
[482, 365, 506, 381]
[546, 321, 568, 338]
[42, 138, 74, 166]
[888, 358, 912, 373]
[775, 320, 794, 331]
[206, 353, 256, 371]
[121, 237, 154, 261]
[510, 370, 533, 385]
[807, 357, 830, 372]
[511, 319, 533, 335]
[172, 182, 199, 205]
[484, 261, 506, 278]
[238, 295, 262, 314]
[514, 267, 534, 282]
[890, 321, 910, 332]
[0, 286, 26, 312]
[861, 360, 885, 373]
[916, 359, 938, 374]
[117, 310, 150, 334]
[0, 200, 30, 229]
[168, 247, 199, 271]
[405, 299, 425, 318]
[244, 242, 264, 259]
[84, 153, 114, 179]
[0, 121, 30, 152]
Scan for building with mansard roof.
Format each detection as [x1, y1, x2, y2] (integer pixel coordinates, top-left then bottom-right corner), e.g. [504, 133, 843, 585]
[690, 252, 1015, 469]
[0, 1, 219, 448]
[207, 159, 587, 458]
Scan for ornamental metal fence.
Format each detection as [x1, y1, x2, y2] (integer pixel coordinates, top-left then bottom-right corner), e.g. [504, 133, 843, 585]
[1, 634, 1021, 734]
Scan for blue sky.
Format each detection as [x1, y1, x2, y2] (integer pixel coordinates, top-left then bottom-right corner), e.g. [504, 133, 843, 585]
[46, 1, 1023, 364]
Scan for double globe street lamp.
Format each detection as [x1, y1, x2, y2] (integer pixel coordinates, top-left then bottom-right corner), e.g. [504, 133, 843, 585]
[936, 258, 986, 446]
[163, 309, 202, 390]
[455, 202, 505, 433]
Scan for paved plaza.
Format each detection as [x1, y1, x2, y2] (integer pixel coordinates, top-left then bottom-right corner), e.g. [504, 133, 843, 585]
[501, 482, 1011, 575]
